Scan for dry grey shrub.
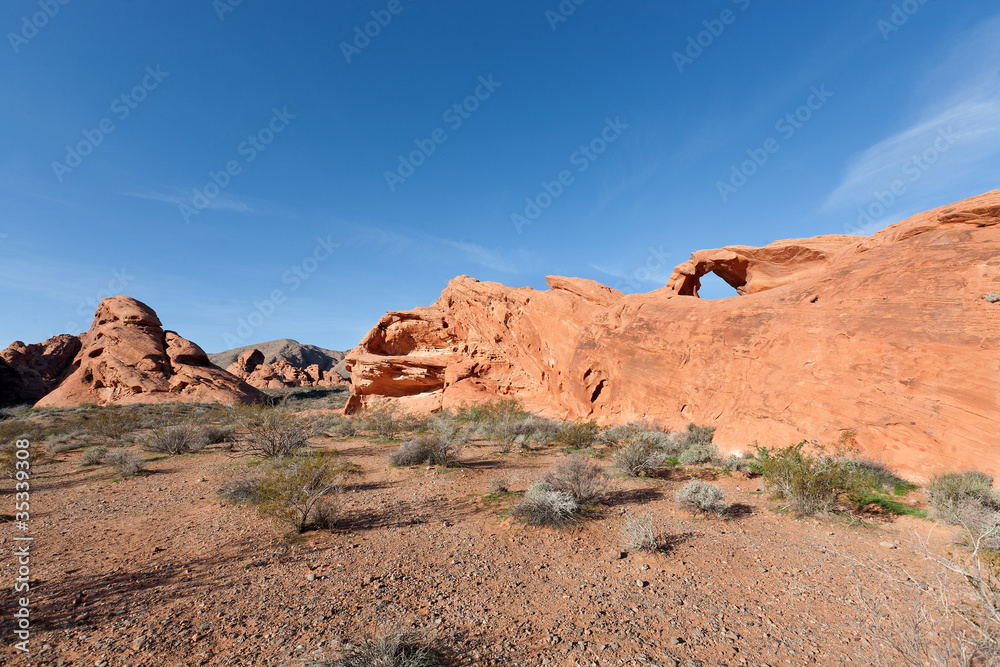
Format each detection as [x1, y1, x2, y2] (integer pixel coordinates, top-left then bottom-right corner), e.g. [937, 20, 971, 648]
[229, 403, 315, 458]
[622, 512, 659, 552]
[320, 626, 436, 667]
[511, 483, 579, 527]
[80, 446, 108, 466]
[675, 480, 729, 516]
[541, 454, 605, 504]
[140, 424, 205, 455]
[104, 447, 144, 477]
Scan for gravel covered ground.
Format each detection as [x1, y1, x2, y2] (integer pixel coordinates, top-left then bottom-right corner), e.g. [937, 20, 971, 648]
[1, 417, 956, 667]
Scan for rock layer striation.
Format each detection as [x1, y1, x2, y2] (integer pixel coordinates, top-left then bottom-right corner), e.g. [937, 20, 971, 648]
[344, 190, 1000, 479]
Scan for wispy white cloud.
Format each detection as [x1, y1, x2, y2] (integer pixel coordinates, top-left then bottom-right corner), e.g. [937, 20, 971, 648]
[125, 188, 254, 213]
[822, 14, 1000, 214]
[440, 240, 535, 274]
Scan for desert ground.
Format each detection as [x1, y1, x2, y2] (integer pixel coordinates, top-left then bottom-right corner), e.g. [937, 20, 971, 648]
[1, 387, 981, 667]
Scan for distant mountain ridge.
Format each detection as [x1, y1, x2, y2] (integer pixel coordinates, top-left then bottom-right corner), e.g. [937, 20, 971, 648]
[208, 339, 347, 377]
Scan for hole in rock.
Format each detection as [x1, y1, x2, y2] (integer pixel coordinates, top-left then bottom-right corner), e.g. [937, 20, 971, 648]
[696, 272, 742, 299]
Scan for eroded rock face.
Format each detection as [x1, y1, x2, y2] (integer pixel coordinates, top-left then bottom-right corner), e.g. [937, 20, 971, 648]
[34, 297, 264, 407]
[224, 349, 347, 389]
[0, 334, 82, 403]
[345, 189, 1000, 479]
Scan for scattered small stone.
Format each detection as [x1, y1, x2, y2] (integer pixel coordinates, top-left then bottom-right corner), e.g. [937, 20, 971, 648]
[879, 541, 897, 549]
[306, 573, 316, 582]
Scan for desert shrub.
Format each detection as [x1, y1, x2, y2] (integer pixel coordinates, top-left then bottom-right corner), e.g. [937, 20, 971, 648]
[556, 420, 600, 449]
[984, 292, 1000, 303]
[312, 414, 359, 438]
[219, 476, 261, 503]
[361, 399, 406, 440]
[229, 403, 315, 458]
[680, 423, 715, 448]
[80, 446, 108, 466]
[622, 513, 659, 551]
[45, 431, 86, 455]
[388, 428, 463, 468]
[84, 408, 136, 444]
[488, 476, 511, 494]
[140, 424, 205, 455]
[457, 398, 527, 426]
[678, 442, 718, 466]
[324, 627, 436, 667]
[541, 454, 605, 504]
[518, 415, 560, 444]
[255, 452, 349, 532]
[675, 480, 729, 516]
[613, 434, 667, 477]
[456, 399, 554, 451]
[510, 483, 580, 527]
[722, 453, 752, 474]
[0, 418, 40, 444]
[753, 442, 874, 515]
[104, 447, 144, 477]
[677, 423, 718, 464]
[928, 471, 998, 512]
[197, 424, 237, 447]
[389, 438, 434, 466]
[0, 404, 32, 419]
[842, 456, 914, 494]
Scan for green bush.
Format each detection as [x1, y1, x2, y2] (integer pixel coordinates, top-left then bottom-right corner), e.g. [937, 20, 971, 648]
[511, 483, 580, 527]
[556, 420, 600, 448]
[675, 480, 729, 516]
[752, 442, 870, 515]
[541, 454, 605, 504]
[255, 452, 349, 532]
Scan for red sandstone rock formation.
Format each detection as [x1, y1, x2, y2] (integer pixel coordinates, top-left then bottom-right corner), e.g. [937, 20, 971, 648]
[224, 348, 346, 389]
[0, 334, 82, 402]
[345, 189, 1000, 479]
[34, 297, 263, 407]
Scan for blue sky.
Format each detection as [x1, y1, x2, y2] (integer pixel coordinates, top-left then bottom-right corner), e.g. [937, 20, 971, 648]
[1, 1, 998, 353]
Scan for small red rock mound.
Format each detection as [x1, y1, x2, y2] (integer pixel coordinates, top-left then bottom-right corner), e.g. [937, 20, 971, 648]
[0, 334, 82, 403]
[225, 348, 346, 389]
[34, 297, 264, 407]
[345, 189, 1000, 480]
